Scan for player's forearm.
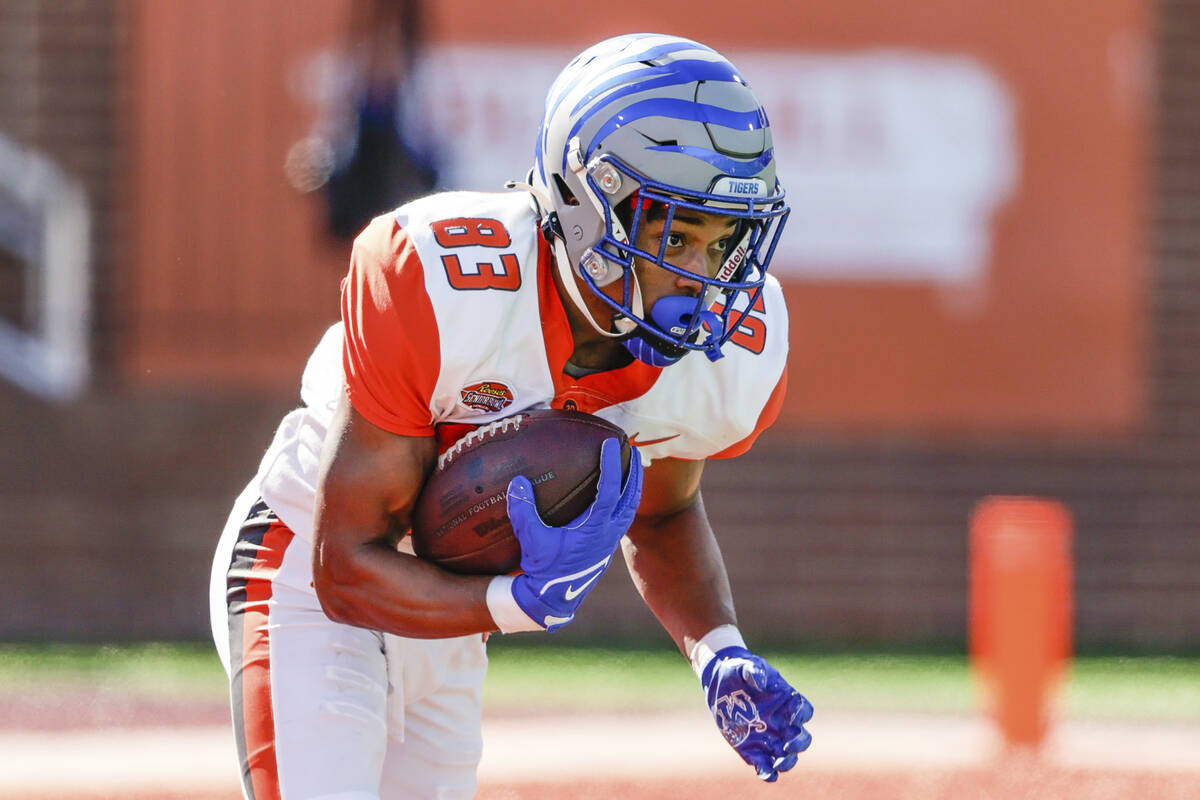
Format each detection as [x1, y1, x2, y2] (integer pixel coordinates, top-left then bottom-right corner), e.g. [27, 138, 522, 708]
[311, 398, 500, 638]
[313, 537, 498, 638]
[622, 493, 737, 657]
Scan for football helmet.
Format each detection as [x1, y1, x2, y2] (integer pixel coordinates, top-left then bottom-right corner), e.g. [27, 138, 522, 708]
[526, 33, 788, 366]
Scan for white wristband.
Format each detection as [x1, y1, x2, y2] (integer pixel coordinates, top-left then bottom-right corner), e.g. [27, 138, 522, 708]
[688, 624, 747, 678]
[486, 575, 542, 633]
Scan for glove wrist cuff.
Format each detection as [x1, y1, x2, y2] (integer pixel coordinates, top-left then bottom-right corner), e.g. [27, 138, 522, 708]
[486, 575, 542, 633]
[689, 624, 747, 678]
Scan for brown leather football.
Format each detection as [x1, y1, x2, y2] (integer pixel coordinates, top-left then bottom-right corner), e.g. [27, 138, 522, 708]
[410, 408, 631, 575]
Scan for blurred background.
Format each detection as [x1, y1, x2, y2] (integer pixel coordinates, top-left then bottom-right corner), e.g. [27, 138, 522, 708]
[0, 0, 1192, 654]
[4, 1, 1200, 797]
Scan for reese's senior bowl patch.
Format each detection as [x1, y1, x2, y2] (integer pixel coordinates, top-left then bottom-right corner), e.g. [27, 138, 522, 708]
[459, 380, 515, 413]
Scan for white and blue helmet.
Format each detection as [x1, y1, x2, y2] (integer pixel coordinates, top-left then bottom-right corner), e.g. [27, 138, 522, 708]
[528, 33, 789, 366]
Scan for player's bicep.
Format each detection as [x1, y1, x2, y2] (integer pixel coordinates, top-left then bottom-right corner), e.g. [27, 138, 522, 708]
[315, 393, 437, 554]
[635, 457, 705, 521]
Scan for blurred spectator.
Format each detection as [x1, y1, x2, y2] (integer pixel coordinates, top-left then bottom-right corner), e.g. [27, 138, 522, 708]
[290, 0, 439, 241]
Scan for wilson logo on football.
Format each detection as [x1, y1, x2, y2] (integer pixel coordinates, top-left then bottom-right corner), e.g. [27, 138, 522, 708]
[459, 381, 515, 413]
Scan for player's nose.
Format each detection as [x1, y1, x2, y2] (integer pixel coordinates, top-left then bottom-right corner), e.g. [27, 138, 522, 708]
[673, 250, 708, 295]
[674, 273, 703, 295]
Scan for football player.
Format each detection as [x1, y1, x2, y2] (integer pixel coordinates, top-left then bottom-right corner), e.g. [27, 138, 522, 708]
[210, 32, 812, 799]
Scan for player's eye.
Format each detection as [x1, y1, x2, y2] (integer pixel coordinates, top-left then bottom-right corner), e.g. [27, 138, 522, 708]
[664, 232, 686, 248]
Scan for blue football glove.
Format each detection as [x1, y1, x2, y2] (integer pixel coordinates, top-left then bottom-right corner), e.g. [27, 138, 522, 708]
[506, 438, 643, 632]
[701, 646, 814, 782]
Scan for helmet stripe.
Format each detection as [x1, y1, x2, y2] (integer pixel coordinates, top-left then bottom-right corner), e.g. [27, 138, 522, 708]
[585, 98, 768, 162]
[560, 66, 745, 170]
[643, 144, 774, 178]
[569, 58, 743, 117]
[540, 38, 733, 184]
[543, 37, 710, 117]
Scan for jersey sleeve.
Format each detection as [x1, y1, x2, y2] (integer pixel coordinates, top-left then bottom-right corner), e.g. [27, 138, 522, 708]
[707, 364, 788, 460]
[340, 214, 440, 437]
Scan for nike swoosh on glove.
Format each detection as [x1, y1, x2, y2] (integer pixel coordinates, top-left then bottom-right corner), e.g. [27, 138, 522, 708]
[506, 437, 643, 632]
[701, 646, 814, 781]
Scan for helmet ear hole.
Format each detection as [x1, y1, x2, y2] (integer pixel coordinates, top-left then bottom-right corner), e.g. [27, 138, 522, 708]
[552, 174, 579, 207]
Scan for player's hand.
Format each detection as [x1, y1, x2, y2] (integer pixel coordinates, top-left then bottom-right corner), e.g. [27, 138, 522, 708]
[506, 438, 643, 632]
[701, 647, 814, 782]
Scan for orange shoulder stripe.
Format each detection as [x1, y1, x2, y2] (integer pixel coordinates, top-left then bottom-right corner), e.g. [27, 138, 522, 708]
[341, 215, 440, 437]
[708, 364, 789, 460]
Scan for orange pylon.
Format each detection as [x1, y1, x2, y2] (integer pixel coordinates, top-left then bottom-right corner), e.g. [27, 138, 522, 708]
[969, 496, 1073, 748]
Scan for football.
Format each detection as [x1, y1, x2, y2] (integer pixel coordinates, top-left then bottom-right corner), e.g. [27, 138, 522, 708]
[410, 408, 632, 575]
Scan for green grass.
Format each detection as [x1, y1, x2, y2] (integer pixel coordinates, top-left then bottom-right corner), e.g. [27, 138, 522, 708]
[1, 642, 1198, 723]
[1066, 654, 1200, 723]
[482, 644, 1200, 722]
[482, 646, 976, 715]
[0, 642, 227, 700]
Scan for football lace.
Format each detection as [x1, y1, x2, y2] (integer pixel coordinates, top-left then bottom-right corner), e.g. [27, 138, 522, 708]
[437, 414, 526, 471]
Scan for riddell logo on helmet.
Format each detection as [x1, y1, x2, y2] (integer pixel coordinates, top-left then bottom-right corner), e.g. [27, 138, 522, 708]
[460, 381, 515, 413]
[714, 242, 748, 283]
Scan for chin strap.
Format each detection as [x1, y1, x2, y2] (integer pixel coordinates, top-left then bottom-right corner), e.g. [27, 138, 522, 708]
[504, 178, 554, 216]
[551, 238, 641, 338]
[624, 334, 683, 367]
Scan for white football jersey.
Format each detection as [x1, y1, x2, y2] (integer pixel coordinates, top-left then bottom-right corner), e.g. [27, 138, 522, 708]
[256, 191, 788, 542]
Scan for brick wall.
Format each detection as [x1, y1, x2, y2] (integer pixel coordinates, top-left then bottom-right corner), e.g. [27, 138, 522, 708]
[0, 1, 1196, 648]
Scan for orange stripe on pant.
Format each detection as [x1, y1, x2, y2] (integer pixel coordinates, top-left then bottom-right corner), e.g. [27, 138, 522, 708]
[237, 518, 294, 800]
